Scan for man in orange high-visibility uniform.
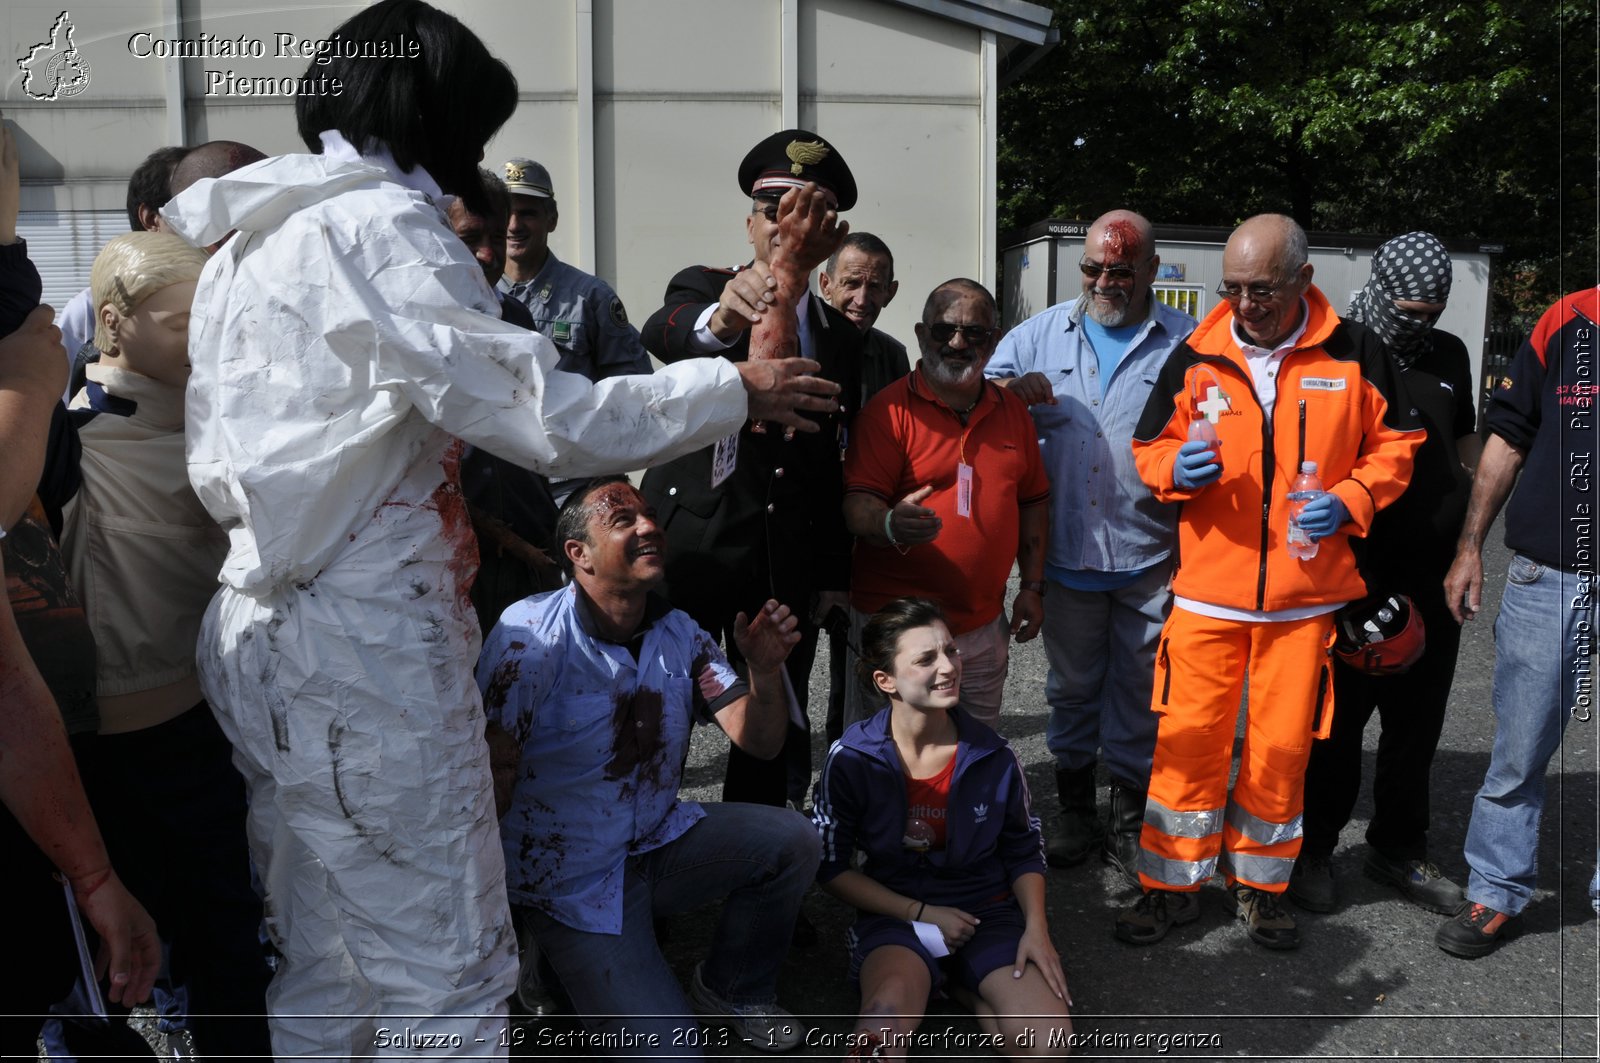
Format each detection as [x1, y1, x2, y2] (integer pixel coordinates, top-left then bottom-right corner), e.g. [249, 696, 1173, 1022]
[1118, 215, 1421, 951]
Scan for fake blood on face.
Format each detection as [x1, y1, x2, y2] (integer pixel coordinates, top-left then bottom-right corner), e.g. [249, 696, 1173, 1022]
[1098, 218, 1141, 260]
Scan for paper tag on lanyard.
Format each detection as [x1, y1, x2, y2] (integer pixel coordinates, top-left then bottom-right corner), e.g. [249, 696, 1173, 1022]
[956, 462, 974, 517]
[711, 431, 738, 488]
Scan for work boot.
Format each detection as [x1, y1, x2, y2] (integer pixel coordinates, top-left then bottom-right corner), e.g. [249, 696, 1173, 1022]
[1113, 888, 1201, 945]
[1435, 901, 1520, 958]
[1232, 886, 1300, 950]
[1287, 851, 1336, 913]
[1101, 784, 1146, 888]
[1363, 852, 1465, 915]
[1047, 767, 1099, 867]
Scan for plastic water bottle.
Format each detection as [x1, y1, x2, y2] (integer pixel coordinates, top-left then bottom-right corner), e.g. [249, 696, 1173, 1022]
[1188, 418, 1221, 478]
[1287, 461, 1322, 561]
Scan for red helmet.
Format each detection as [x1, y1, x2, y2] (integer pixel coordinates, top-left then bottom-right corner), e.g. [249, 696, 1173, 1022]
[1335, 593, 1426, 675]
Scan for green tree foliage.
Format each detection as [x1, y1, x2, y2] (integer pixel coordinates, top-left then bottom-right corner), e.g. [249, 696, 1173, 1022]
[999, 1, 1596, 312]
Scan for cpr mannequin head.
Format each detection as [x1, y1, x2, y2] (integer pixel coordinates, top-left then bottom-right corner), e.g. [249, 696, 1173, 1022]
[91, 232, 208, 387]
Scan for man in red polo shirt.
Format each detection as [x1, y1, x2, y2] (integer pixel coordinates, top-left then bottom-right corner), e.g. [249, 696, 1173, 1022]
[841, 278, 1050, 728]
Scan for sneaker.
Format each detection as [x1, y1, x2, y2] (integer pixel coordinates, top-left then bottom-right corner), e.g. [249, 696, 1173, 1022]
[688, 962, 804, 1052]
[1435, 902, 1520, 958]
[165, 1030, 198, 1062]
[1287, 852, 1336, 913]
[1364, 852, 1465, 915]
[1113, 889, 1200, 945]
[1232, 886, 1300, 950]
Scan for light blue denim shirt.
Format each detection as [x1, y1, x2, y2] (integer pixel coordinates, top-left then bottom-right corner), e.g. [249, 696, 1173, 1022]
[476, 584, 745, 934]
[988, 295, 1195, 575]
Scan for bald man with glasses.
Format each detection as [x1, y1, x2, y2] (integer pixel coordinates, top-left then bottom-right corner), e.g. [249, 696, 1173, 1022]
[986, 210, 1196, 882]
[1119, 214, 1420, 951]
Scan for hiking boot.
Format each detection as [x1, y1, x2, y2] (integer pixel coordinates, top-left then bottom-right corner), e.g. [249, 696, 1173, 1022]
[1364, 852, 1465, 915]
[1101, 784, 1145, 889]
[1435, 902, 1520, 958]
[1232, 886, 1300, 950]
[1047, 767, 1099, 867]
[1287, 852, 1336, 913]
[1113, 888, 1200, 945]
[688, 962, 804, 1052]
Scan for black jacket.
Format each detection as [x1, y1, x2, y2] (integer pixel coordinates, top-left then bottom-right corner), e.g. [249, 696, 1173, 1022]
[639, 264, 861, 622]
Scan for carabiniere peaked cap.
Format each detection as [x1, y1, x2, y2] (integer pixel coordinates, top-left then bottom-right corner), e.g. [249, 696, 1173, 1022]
[738, 129, 856, 211]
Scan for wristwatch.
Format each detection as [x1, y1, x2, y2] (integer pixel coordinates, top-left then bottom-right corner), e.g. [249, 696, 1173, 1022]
[1019, 579, 1047, 595]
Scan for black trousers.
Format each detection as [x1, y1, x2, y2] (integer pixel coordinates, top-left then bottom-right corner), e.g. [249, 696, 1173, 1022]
[1301, 584, 1463, 861]
[60, 705, 274, 1063]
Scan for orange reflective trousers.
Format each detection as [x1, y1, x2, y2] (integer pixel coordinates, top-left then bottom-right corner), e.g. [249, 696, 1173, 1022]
[1137, 606, 1336, 894]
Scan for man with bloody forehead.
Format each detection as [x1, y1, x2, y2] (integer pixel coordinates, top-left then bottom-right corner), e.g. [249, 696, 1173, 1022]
[477, 477, 819, 1052]
[987, 210, 1195, 882]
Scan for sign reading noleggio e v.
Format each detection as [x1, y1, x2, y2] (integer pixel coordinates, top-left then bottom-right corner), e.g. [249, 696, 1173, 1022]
[127, 30, 422, 96]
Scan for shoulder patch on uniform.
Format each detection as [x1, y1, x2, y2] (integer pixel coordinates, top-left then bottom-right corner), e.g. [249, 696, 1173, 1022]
[610, 296, 629, 328]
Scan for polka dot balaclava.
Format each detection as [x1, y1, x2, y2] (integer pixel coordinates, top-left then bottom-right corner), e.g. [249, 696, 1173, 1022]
[1347, 232, 1453, 369]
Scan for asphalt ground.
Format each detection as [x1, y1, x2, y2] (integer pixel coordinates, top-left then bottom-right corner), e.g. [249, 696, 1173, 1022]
[82, 531, 1598, 1062]
[550, 529, 1600, 1062]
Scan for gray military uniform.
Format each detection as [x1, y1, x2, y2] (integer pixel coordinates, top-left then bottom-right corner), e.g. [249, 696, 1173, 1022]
[498, 252, 652, 381]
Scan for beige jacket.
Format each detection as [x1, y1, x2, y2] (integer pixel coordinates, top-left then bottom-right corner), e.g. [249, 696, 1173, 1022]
[63, 363, 227, 732]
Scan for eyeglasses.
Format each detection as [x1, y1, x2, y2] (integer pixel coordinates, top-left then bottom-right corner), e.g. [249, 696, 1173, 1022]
[1215, 281, 1286, 304]
[751, 202, 780, 222]
[1079, 258, 1150, 282]
[924, 323, 998, 345]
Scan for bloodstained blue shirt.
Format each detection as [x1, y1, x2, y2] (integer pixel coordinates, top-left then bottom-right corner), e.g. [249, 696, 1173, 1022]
[476, 585, 745, 933]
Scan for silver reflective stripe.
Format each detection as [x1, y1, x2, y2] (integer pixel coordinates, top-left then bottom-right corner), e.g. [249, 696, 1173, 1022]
[1221, 850, 1295, 885]
[1143, 796, 1224, 840]
[1225, 801, 1303, 847]
[1141, 850, 1217, 888]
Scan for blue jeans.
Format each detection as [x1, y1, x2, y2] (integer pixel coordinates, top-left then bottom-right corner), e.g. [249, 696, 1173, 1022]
[525, 803, 820, 1059]
[1463, 554, 1595, 915]
[1043, 565, 1171, 787]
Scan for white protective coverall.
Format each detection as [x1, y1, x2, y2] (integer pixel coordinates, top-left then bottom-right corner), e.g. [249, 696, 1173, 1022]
[162, 137, 748, 1058]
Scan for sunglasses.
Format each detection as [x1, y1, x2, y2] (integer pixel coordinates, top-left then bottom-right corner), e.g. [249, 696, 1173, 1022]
[1078, 259, 1149, 282]
[924, 323, 998, 345]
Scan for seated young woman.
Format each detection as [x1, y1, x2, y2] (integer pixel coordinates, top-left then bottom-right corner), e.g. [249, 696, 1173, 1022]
[811, 597, 1072, 1059]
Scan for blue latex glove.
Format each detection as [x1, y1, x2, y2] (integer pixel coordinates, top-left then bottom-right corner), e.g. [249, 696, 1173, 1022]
[1296, 491, 1349, 540]
[1173, 440, 1222, 489]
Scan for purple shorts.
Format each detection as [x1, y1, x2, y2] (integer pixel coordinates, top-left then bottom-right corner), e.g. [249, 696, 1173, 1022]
[846, 897, 1024, 995]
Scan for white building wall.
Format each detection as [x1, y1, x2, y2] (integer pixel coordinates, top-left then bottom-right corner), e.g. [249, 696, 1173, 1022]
[7, 0, 1007, 356]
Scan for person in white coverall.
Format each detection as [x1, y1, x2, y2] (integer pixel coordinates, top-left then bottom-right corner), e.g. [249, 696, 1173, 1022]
[159, 2, 841, 1057]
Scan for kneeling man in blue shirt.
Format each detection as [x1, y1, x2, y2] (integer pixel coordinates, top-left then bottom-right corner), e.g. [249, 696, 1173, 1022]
[476, 476, 820, 1055]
